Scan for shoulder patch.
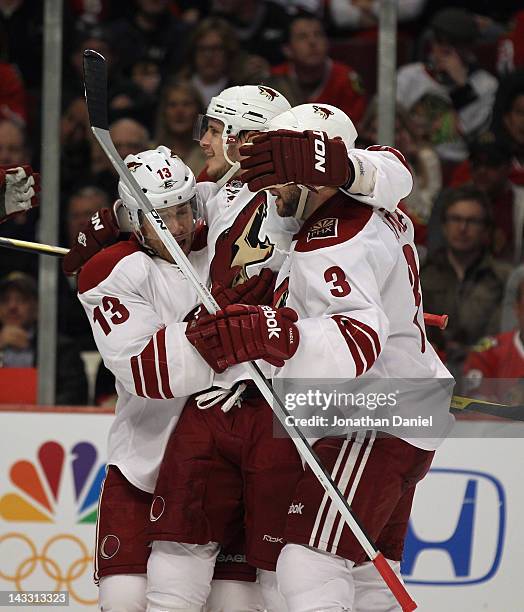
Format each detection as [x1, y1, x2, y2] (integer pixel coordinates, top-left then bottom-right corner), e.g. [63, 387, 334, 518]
[307, 217, 338, 241]
[78, 239, 142, 294]
[294, 193, 372, 253]
[472, 336, 498, 353]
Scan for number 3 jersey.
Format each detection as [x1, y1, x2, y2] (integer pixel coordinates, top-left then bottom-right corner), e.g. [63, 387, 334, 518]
[77, 239, 213, 493]
[272, 193, 454, 450]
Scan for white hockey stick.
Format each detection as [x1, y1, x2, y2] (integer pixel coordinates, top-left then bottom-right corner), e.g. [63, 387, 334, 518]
[83, 49, 417, 611]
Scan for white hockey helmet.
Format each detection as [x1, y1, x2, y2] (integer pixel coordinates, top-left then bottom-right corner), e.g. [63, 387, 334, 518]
[118, 145, 201, 247]
[204, 85, 291, 166]
[268, 103, 358, 151]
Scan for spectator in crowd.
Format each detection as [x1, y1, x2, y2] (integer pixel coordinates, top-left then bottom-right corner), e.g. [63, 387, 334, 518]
[358, 98, 442, 251]
[421, 185, 511, 376]
[501, 264, 524, 331]
[397, 7, 498, 162]
[89, 117, 150, 198]
[58, 186, 112, 351]
[463, 277, 524, 405]
[60, 95, 91, 194]
[0, 119, 37, 278]
[0, 271, 88, 405]
[154, 80, 206, 176]
[67, 0, 117, 27]
[268, 12, 367, 122]
[0, 56, 28, 125]
[497, 10, 524, 76]
[329, 0, 427, 33]
[107, 59, 159, 134]
[177, 17, 240, 107]
[491, 69, 524, 185]
[107, 0, 188, 76]
[211, 0, 290, 66]
[0, 0, 43, 91]
[452, 137, 524, 262]
[429, 136, 524, 262]
[65, 25, 117, 96]
[129, 56, 162, 99]
[63, 186, 111, 247]
[0, 118, 28, 167]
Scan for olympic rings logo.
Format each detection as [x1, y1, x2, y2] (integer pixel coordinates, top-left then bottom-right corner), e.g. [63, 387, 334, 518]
[0, 532, 97, 605]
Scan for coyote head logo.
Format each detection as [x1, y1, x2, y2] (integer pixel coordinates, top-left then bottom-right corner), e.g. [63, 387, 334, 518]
[126, 161, 143, 172]
[313, 105, 334, 119]
[258, 86, 278, 101]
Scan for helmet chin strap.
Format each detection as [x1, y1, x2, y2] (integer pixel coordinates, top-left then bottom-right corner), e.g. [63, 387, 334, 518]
[216, 160, 241, 189]
[215, 135, 241, 188]
[295, 185, 310, 220]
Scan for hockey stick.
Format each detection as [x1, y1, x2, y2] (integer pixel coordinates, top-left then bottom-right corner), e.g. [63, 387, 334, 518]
[451, 395, 524, 421]
[0, 236, 68, 257]
[84, 49, 417, 611]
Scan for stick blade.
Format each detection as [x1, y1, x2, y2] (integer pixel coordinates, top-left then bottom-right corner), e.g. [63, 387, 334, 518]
[83, 49, 108, 130]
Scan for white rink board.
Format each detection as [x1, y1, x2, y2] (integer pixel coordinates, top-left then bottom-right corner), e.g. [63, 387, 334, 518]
[0, 411, 523, 611]
[405, 422, 524, 612]
[0, 410, 113, 611]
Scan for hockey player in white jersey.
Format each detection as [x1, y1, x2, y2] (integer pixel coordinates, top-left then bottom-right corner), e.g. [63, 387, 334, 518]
[146, 102, 419, 612]
[183, 103, 454, 611]
[76, 147, 274, 612]
[64, 88, 416, 610]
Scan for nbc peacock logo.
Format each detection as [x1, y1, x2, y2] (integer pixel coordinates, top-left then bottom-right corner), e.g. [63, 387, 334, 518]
[0, 441, 105, 524]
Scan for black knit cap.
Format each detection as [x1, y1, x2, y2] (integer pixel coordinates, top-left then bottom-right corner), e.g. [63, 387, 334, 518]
[430, 8, 480, 46]
[469, 133, 512, 167]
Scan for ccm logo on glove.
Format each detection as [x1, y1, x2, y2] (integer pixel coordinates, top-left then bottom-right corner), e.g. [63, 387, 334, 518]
[313, 131, 326, 173]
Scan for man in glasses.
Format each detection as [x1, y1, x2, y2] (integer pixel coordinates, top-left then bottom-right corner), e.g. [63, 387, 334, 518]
[421, 185, 511, 375]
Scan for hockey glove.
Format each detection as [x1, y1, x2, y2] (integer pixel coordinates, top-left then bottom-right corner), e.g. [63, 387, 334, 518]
[186, 304, 299, 373]
[185, 268, 277, 322]
[62, 206, 121, 276]
[0, 165, 40, 222]
[239, 130, 350, 192]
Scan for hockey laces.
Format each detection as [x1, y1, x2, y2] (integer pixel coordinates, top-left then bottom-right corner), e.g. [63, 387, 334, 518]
[195, 382, 247, 413]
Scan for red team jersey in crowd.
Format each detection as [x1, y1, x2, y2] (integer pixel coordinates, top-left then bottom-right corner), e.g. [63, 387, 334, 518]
[463, 330, 524, 403]
[271, 60, 367, 123]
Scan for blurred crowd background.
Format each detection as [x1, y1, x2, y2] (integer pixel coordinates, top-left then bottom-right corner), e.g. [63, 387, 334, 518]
[1, 0, 524, 407]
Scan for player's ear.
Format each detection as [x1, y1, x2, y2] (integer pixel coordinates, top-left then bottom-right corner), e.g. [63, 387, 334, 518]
[283, 43, 292, 60]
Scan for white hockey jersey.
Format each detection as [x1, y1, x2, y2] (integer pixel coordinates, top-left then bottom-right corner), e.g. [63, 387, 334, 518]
[198, 145, 413, 288]
[193, 148, 415, 391]
[77, 239, 212, 492]
[272, 192, 454, 450]
[202, 179, 301, 286]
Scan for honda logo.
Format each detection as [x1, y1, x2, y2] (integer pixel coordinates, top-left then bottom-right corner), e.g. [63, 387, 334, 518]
[402, 468, 505, 586]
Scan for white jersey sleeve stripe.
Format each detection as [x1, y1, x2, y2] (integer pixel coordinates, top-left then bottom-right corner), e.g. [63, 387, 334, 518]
[152, 332, 165, 400]
[130, 354, 144, 396]
[139, 336, 162, 398]
[130, 330, 176, 400]
[332, 315, 382, 375]
[156, 327, 174, 399]
[350, 318, 381, 366]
